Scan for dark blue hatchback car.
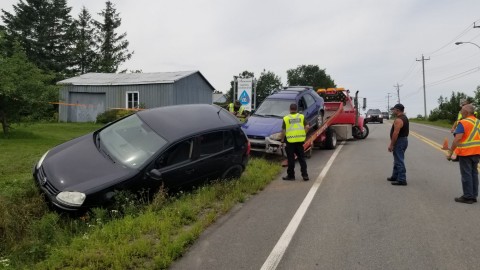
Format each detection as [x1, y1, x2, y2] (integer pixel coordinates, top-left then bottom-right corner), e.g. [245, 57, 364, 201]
[241, 86, 324, 154]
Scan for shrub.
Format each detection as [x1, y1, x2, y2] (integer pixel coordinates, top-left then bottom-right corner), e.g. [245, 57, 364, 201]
[96, 109, 133, 124]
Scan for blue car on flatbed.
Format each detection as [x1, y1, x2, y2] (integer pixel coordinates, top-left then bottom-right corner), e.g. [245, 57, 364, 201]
[241, 86, 324, 154]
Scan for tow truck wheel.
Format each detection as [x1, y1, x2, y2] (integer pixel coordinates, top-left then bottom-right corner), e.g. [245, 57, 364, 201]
[352, 126, 362, 139]
[360, 124, 369, 139]
[325, 128, 337, 149]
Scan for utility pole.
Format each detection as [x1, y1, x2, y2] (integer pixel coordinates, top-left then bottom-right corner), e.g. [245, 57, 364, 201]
[393, 83, 402, 103]
[386, 93, 393, 111]
[416, 54, 430, 118]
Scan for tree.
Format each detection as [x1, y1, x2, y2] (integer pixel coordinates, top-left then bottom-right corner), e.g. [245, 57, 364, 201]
[71, 7, 97, 75]
[1, 0, 75, 79]
[0, 42, 58, 135]
[286, 65, 335, 90]
[226, 70, 254, 103]
[93, 1, 133, 73]
[428, 91, 470, 122]
[255, 69, 282, 106]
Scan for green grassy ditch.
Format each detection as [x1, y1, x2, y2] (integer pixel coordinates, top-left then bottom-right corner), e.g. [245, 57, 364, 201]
[0, 123, 282, 270]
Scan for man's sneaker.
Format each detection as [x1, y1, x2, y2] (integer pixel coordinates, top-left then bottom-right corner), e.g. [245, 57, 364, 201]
[454, 196, 475, 204]
[302, 175, 309, 181]
[282, 175, 295, 181]
[387, 177, 397, 181]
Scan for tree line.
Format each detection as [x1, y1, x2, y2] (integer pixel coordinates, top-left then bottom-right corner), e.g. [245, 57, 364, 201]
[225, 64, 336, 108]
[428, 86, 480, 122]
[0, 0, 132, 134]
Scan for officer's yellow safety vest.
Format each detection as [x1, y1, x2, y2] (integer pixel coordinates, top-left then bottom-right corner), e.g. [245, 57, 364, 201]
[229, 103, 244, 115]
[455, 116, 480, 156]
[283, 113, 306, 143]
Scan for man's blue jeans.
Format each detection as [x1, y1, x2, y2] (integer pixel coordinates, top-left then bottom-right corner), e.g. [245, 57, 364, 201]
[458, 155, 479, 199]
[391, 137, 408, 182]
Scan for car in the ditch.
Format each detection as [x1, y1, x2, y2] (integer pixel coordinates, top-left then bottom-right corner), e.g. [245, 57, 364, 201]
[241, 86, 324, 154]
[33, 104, 250, 211]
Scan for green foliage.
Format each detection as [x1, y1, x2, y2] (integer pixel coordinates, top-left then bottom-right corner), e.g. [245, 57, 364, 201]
[428, 91, 470, 122]
[256, 69, 282, 106]
[1, 0, 75, 79]
[93, 1, 133, 73]
[0, 44, 58, 134]
[71, 7, 97, 74]
[0, 123, 282, 269]
[96, 109, 133, 124]
[286, 64, 336, 90]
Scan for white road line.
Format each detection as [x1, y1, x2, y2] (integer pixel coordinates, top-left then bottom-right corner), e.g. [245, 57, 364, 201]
[260, 141, 345, 270]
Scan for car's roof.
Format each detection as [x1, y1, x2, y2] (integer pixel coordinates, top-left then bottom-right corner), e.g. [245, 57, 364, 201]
[137, 104, 239, 142]
[266, 88, 315, 100]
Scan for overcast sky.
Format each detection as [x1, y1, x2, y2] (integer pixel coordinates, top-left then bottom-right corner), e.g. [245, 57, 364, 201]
[2, 0, 480, 117]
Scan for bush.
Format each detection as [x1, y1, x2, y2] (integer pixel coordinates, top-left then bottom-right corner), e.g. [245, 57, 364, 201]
[96, 109, 133, 124]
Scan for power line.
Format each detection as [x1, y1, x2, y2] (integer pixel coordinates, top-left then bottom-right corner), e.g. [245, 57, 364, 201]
[427, 21, 476, 56]
[398, 61, 419, 84]
[426, 66, 480, 88]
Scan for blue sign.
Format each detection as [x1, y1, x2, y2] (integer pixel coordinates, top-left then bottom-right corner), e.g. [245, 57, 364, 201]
[239, 90, 250, 105]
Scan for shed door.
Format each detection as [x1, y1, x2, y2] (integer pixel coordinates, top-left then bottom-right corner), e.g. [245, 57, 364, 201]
[68, 92, 106, 122]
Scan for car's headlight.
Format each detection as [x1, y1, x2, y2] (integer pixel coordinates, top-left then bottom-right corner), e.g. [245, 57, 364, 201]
[269, 132, 283, 141]
[36, 150, 50, 169]
[56, 191, 86, 207]
[367, 115, 371, 118]
[379, 115, 383, 118]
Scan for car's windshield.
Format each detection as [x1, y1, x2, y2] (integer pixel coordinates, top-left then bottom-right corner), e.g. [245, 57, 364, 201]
[99, 114, 168, 169]
[367, 109, 381, 114]
[254, 99, 293, 117]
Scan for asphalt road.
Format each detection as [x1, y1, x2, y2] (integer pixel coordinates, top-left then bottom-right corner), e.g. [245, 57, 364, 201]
[170, 121, 480, 270]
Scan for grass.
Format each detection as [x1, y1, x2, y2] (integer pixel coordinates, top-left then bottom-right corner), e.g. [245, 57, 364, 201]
[0, 122, 282, 270]
[409, 118, 453, 129]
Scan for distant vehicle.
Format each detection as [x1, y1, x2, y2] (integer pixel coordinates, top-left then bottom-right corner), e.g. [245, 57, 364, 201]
[33, 104, 250, 211]
[381, 111, 390, 120]
[365, 109, 383, 123]
[241, 86, 324, 154]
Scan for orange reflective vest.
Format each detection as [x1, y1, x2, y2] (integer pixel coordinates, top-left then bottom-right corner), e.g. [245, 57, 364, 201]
[455, 116, 480, 156]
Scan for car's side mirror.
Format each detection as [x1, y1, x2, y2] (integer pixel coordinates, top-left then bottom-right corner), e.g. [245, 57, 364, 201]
[147, 169, 162, 181]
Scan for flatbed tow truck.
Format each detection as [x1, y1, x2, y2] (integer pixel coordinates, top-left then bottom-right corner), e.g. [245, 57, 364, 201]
[282, 87, 368, 165]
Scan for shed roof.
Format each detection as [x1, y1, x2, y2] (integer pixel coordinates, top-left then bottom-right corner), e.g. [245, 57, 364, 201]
[57, 71, 214, 89]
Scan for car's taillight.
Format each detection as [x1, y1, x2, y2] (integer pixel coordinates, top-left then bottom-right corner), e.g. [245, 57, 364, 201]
[246, 140, 251, 155]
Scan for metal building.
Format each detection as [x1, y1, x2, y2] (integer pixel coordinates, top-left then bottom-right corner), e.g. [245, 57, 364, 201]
[57, 71, 215, 122]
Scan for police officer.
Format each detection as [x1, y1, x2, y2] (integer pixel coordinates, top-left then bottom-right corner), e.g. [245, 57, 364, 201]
[228, 100, 245, 116]
[448, 104, 480, 204]
[280, 103, 310, 181]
